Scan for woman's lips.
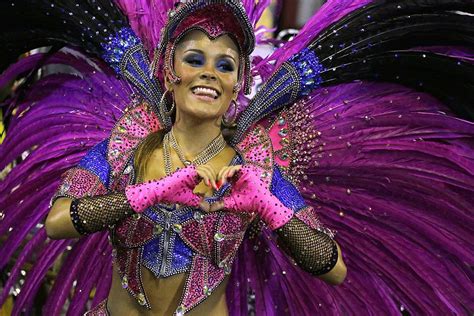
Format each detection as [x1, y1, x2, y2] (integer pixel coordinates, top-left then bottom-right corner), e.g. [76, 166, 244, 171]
[191, 86, 220, 102]
[193, 93, 217, 102]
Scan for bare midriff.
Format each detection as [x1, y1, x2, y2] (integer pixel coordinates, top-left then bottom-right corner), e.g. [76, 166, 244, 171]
[107, 265, 230, 316]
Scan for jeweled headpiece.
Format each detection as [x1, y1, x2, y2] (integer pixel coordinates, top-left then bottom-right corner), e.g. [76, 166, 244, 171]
[155, 0, 256, 95]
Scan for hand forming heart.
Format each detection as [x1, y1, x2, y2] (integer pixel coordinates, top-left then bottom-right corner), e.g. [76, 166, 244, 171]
[202, 164, 294, 230]
[125, 165, 203, 212]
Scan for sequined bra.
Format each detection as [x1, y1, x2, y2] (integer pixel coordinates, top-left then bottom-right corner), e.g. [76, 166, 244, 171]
[143, 156, 243, 279]
[110, 154, 250, 311]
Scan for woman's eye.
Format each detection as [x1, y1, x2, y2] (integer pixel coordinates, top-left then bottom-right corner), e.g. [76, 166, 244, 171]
[217, 60, 235, 72]
[184, 55, 204, 66]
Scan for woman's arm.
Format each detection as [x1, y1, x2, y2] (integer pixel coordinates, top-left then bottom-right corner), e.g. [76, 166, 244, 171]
[46, 193, 133, 239]
[319, 242, 346, 285]
[216, 164, 347, 285]
[276, 216, 347, 285]
[46, 165, 207, 239]
[46, 197, 78, 239]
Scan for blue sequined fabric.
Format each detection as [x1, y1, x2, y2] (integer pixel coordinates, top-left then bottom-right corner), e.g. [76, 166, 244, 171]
[232, 49, 325, 145]
[287, 48, 325, 96]
[77, 139, 111, 187]
[142, 205, 194, 278]
[101, 27, 141, 74]
[100, 27, 168, 126]
[271, 166, 307, 213]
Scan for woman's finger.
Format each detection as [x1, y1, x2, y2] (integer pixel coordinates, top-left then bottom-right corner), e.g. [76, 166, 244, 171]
[222, 165, 242, 184]
[217, 166, 229, 182]
[229, 165, 242, 178]
[199, 165, 218, 189]
[221, 168, 233, 185]
[196, 168, 213, 188]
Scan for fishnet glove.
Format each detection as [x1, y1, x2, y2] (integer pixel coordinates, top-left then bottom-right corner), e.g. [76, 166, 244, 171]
[70, 192, 133, 235]
[276, 217, 338, 275]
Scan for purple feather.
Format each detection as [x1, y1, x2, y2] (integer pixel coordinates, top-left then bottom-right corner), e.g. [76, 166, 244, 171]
[227, 81, 474, 315]
[0, 49, 130, 313]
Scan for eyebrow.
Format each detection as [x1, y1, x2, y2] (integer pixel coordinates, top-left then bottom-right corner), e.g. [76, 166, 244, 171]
[184, 49, 237, 63]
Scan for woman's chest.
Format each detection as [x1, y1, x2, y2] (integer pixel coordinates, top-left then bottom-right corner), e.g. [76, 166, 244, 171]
[112, 202, 253, 274]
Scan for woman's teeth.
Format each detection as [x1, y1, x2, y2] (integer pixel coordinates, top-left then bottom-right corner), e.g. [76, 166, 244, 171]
[192, 87, 218, 99]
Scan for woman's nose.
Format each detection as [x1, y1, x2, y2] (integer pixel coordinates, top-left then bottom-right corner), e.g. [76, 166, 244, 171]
[200, 67, 217, 81]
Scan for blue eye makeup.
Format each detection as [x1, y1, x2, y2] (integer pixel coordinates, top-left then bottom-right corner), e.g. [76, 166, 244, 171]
[184, 53, 204, 66]
[183, 52, 236, 72]
[216, 59, 235, 72]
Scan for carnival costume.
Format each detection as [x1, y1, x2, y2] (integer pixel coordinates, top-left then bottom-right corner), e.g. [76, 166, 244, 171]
[1, 0, 473, 315]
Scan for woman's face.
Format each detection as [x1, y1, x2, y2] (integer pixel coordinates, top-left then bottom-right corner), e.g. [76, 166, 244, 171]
[167, 30, 240, 121]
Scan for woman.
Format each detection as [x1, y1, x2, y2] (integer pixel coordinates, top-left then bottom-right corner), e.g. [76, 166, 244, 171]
[1, 0, 473, 315]
[45, 4, 346, 315]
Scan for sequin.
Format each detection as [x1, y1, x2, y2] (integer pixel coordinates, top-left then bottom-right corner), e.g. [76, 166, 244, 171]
[176, 305, 186, 316]
[278, 128, 288, 137]
[77, 140, 111, 186]
[154, 224, 163, 235]
[271, 166, 307, 212]
[214, 232, 225, 242]
[173, 223, 182, 233]
[101, 27, 141, 74]
[121, 276, 128, 289]
[193, 211, 204, 221]
[203, 285, 211, 296]
[137, 293, 146, 305]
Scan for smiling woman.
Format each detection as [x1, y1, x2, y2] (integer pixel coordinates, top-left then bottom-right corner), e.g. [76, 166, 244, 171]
[43, 1, 345, 315]
[2, 0, 473, 315]
[169, 30, 240, 125]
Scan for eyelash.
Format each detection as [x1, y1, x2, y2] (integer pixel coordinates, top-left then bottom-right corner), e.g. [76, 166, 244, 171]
[217, 61, 234, 72]
[184, 55, 235, 72]
[186, 57, 202, 65]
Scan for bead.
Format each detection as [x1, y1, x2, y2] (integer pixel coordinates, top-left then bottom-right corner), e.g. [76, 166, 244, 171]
[172, 223, 182, 233]
[137, 293, 146, 305]
[214, 232, 225, 242]
[154, 224, 163, 235]
[121, 276, 128, 289]
[176, 305, 186, 316]
[203, 285, 211, 296]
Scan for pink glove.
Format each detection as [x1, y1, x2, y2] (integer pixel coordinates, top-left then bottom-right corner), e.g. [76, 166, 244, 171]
[125, 165, 202, 213]
[223, 165, 293, 230]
